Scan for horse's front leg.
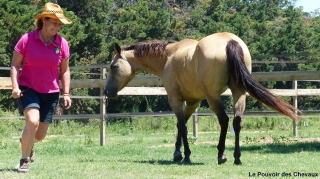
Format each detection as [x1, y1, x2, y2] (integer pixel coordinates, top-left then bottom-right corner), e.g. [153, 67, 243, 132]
[173, 116, 191, 164]
[173, 122, 184, 162]
[171, 107, 190, 163]
[177, 117, 191, 164]
[173, 100, 201, 164]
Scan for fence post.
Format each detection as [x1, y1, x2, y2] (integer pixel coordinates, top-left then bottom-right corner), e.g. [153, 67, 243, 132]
[293, 80, 298, 137]
[100, 68, 106, 146]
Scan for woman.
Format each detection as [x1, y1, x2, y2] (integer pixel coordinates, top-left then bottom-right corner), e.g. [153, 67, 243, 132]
[10, 2, 72, 172]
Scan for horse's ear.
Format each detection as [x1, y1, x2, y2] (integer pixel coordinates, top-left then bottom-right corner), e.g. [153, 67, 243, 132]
[115, 43, 122, 54]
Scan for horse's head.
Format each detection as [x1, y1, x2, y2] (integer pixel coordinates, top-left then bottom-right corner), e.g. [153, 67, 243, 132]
[104, 43, 135, 98]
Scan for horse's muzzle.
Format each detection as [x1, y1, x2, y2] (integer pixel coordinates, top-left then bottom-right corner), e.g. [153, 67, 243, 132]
[104, 90, 108, 96]
[104, 89, 117, 98]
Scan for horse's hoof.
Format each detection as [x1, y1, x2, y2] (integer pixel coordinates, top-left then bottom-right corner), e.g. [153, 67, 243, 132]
[173, 151, 183, 162]
[182, 158, 192, 165]
[233, 159, 242, 165]
[218, 154, 227, 165]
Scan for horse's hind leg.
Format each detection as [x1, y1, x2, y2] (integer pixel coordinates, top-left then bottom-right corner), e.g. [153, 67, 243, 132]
[206, 95, 229, 165]
[229, 81, 246, 165]
[233, 115, 243, 165]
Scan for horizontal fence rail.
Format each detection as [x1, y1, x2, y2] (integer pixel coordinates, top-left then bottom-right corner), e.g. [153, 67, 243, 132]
[1, 110, 319, 120]
[2, 70, 320, 89]
[1, 67, 320, 145]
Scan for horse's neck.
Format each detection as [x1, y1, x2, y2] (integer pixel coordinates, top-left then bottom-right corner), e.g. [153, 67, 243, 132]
[125, 51, 166, 77]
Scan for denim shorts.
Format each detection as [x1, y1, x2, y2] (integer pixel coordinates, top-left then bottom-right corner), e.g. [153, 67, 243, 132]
[17, 86, 59, 124]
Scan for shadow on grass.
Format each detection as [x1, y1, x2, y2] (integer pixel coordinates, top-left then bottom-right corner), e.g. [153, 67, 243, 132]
[238, 142, 320, 154]
[131, 159, 205, 166]
[77, 158, 204, 165]
[0, 168, 18, 172]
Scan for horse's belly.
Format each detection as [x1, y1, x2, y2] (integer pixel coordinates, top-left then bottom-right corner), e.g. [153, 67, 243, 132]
[181, 87, 206, 100]
[181, 84, 228, 100]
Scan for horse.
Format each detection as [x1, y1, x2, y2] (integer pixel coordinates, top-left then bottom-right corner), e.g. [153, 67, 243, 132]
[104, 32, 300, 165]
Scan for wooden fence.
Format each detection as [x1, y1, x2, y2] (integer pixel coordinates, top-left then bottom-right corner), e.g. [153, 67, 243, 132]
[1, 66, 320, 145]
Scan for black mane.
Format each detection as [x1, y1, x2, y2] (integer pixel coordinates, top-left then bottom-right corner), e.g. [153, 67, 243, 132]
[124, 40, 174, 58]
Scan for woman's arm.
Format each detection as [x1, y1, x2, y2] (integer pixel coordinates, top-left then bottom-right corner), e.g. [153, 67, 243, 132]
[60, 57, 72, 109]
[10, 51, 24, 98]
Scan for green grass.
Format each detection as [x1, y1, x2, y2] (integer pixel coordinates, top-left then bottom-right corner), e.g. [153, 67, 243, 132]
[0, 117, 319, 178]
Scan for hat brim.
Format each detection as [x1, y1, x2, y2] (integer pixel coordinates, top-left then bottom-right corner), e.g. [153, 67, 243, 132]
[34, 13, 72, 24]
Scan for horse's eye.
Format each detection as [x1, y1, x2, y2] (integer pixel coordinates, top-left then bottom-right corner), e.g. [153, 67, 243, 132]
[110, 64, 117, 70]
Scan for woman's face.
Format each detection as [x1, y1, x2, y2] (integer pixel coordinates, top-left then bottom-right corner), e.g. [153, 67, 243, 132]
[43, 18, 62, 36]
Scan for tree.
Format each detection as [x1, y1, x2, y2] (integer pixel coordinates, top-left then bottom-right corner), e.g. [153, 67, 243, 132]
[2, 0, 320, 114]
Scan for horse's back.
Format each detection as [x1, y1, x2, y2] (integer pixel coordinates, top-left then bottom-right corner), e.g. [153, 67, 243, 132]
[197, 32, 251, 64]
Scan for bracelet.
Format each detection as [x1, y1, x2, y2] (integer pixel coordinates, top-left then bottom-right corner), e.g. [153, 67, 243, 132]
[63, 94, 70, 96]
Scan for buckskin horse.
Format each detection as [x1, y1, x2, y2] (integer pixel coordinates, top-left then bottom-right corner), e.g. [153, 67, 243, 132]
[104, 32, 300, 165]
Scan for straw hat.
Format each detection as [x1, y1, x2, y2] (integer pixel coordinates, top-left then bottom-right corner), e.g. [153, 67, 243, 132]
[34, 2, 72, 24]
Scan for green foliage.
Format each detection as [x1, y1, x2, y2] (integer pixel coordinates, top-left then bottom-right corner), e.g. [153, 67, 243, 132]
[105, 0, 171, 49]
[0, 0, 36, 72]
[2, 0, 320, 116]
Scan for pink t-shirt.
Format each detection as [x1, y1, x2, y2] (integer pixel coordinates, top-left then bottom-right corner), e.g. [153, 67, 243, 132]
[14, 28, 70, 93]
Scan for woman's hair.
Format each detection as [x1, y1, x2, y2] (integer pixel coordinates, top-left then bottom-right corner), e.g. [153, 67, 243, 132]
[34, 17, 50, 28]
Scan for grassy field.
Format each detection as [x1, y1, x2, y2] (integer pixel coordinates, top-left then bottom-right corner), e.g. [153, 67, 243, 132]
[0, 116, 319, 179]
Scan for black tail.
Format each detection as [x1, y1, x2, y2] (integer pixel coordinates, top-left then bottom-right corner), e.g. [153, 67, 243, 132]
[226, 40, 300, 120]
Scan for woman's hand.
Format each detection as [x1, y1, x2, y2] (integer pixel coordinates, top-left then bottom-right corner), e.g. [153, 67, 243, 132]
[63, 95, 72, 109]
[12, 88, 22, 98]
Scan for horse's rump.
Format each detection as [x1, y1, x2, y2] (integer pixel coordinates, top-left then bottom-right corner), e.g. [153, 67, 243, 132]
[195, 32, 252, 95]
